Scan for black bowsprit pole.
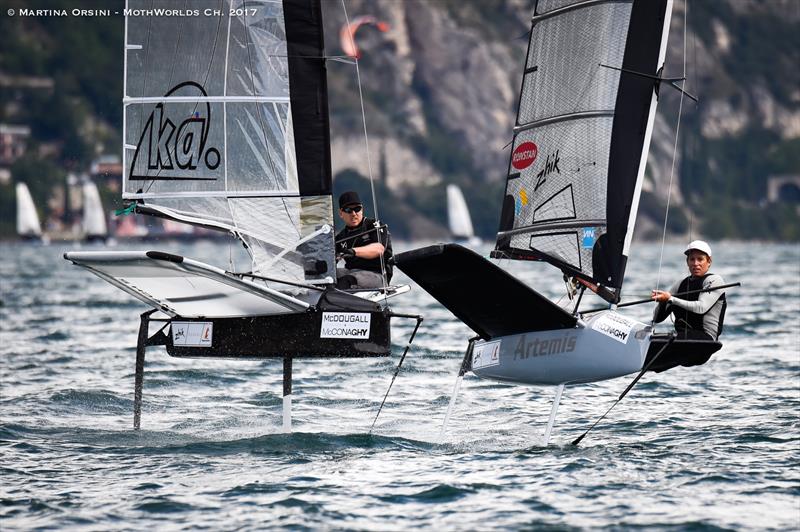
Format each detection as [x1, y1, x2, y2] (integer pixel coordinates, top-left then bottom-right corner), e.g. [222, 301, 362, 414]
[571, 334, 676, 446]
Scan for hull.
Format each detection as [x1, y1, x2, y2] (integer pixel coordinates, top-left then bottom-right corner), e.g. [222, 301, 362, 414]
[472, 311, 651, 385]
[165, 310, 391, 359]
[645, 334, 722, 373]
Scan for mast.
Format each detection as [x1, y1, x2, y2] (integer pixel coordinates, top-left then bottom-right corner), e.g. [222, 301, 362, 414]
[492, 0, 673, 301]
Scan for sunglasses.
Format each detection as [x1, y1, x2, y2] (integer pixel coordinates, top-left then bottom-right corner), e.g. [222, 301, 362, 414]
[341, 205, 363, 214]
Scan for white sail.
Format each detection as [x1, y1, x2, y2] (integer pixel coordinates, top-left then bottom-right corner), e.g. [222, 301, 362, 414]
[16, 182, 42, 237]
[82, 181, 108, 239]
[446, 184, 475, 240]
[122, 0, 335, 284]
[495, 0, 674, 299]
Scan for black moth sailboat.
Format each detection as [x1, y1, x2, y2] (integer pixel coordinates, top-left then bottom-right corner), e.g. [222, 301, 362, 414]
[64, 0, 415, 431]
[395, 0, 725, 442]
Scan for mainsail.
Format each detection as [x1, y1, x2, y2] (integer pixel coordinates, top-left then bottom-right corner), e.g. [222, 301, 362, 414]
[123, 0, 334, 284]
[16, 182, 42, 238]
[82, 181, 108, 239]
[446, 184, 475, 240]
[493, 0, 673, 300]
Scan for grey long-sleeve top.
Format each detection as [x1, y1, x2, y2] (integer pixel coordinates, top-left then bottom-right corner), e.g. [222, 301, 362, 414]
[653, 273, 726, 338]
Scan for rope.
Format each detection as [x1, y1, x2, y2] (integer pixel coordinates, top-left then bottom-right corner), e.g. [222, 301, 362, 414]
[653, 0, 688, 308]
[340, 0, 389, 295]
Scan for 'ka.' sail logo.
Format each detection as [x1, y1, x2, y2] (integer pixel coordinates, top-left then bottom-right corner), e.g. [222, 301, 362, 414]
[511, 141, 538, 170]
[130, 81, 221, 181]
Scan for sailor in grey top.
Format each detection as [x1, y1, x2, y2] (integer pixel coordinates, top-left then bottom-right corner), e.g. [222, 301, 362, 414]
[651, 240, 727, 340]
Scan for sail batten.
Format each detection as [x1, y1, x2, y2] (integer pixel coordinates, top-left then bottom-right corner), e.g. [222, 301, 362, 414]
[514, 110, 615, 134]
[495, 0, 672, 296]
[122, 0, 335, 283]
[123, 96, 291, 103]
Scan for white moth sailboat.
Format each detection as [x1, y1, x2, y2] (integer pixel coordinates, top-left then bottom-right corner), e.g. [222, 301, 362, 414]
[81, 181, 108, 242]
[16, 182, 46, 242]
[64, 0, 414, 431]
[396, 0, 724, 443]
[446, 184, 481, 247]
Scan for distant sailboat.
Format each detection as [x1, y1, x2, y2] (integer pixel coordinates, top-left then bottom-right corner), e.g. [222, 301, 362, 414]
[16, 182, 47, 243]
[446, 184, 481, 247]
[81, 181, 108, 242]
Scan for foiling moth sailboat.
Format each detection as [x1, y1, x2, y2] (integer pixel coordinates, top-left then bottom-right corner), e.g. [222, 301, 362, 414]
[81, 180, 109, 242]
[446, 184, 481, 247]
[395, 0, 726, 443]
[16, 182, 47, 243]
[64, 0, 415, 431]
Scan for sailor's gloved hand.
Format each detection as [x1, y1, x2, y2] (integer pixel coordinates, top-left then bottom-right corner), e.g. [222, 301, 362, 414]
[340, 247, 356, 258]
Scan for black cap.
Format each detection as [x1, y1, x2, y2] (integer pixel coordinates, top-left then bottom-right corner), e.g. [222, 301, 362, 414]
[338, 191, 362, 209]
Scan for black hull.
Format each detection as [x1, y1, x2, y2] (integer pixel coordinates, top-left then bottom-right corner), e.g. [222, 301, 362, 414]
[165, 310, 392, 359]
[645, 334, 722, 373]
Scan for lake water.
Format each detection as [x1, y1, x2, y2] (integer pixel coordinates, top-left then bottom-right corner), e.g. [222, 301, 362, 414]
[1, 240, 798, 530]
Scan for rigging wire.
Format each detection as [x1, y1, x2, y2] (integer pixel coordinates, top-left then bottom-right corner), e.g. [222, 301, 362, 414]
[688, 1, 698, 242]
[340, 0, 389, 294]
[653, 0, 689, 314]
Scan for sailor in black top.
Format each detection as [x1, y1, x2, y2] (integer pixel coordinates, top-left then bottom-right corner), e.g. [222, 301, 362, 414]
[334, 191, 393, 289]
[651, 240, 727, 340]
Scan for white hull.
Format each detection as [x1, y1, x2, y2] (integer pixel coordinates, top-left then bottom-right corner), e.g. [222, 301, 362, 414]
[472, 311, 651, 385]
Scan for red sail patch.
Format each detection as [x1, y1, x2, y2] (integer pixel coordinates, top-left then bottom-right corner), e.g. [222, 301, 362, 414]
[512, 141, 538, 170]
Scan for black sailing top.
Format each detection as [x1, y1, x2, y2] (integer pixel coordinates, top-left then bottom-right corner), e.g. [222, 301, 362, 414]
[335, 217, 393, 279]
[652, 273, 727, 339]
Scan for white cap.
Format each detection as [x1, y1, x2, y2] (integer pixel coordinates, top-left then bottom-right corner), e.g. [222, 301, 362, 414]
[684, 240, 712, 257]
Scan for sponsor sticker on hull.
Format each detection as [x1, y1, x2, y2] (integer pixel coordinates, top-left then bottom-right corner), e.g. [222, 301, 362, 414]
[592, 313, 636, 344]
[172, 321, 213, 347]
[320, 312, 371, 339]
[473, 340, 502, 369]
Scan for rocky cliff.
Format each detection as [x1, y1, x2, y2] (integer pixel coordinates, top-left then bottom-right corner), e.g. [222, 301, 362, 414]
[324, 0, 800, 240]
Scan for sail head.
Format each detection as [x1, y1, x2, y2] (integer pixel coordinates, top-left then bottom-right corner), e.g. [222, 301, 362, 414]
[493, 0, 673, 297]
[122, 0, 334, 284]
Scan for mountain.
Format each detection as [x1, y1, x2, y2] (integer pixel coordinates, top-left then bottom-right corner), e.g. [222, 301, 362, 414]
[1, 0, 797, 240]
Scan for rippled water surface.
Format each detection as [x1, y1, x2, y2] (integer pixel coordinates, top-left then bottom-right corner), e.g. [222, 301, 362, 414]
[1, 240, 798, 530]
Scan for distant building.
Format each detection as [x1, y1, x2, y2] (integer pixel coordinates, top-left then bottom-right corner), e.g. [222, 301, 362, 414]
[90, 154, 123, 192]
[0, 124, 31, 167]
[767, 175, 800, 203]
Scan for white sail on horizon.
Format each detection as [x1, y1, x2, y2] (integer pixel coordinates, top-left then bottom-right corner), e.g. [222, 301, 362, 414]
[82, 181, 108, 239]
[446, 184, 476, 240]
[16, 182, 43, 238]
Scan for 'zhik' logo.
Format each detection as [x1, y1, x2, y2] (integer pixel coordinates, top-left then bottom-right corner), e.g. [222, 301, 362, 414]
[129, 81, 221, 180]
[533, 149, 560, 192]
